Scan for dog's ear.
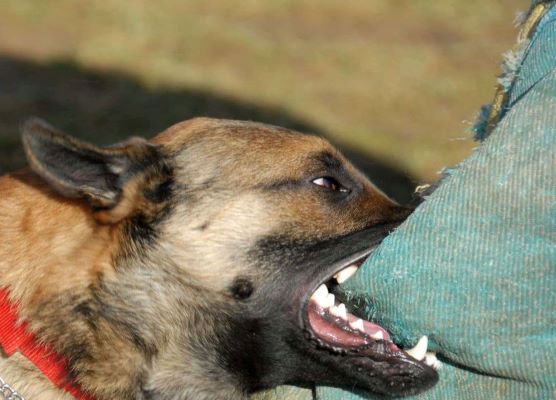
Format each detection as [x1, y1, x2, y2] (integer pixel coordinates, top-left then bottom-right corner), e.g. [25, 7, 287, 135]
[21, 117, 162, 214]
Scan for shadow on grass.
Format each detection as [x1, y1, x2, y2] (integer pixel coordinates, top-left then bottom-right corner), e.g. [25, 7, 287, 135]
[0, 55, 416, 203]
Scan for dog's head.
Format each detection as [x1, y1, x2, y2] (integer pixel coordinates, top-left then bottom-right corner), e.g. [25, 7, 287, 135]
[21, 117, 438, 399]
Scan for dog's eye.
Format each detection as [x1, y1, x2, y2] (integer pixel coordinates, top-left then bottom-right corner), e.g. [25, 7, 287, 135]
[312, 177, 348, 193]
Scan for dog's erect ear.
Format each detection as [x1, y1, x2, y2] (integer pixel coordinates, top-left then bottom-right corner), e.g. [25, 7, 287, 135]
[21, 117, 161, 210]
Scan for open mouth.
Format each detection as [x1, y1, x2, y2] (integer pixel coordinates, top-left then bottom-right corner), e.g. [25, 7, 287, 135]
[300, 254, 440, 394]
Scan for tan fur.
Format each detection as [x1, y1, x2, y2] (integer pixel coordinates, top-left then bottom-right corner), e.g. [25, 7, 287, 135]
[0, 171, 118, 312]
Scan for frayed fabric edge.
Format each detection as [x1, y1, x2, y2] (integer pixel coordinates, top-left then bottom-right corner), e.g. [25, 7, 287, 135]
[473, 1, 552, 141]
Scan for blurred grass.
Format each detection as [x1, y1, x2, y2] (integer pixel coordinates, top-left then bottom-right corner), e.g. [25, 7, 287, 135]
[0, 0, 528, 182]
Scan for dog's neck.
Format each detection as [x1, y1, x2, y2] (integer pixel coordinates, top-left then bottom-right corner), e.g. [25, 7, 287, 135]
[0, 171, 134, 399]
[0, 172, 141, 399]
[0, 171, 248, 400]
[0, 171, 118, 316]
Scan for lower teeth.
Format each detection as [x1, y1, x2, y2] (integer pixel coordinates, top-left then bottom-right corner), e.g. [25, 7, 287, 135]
[405, 336, 428, 361]
[424, 352, 441, 370]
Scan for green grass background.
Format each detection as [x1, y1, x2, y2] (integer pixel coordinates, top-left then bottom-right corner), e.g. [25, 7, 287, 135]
[0, 0, 528, 201]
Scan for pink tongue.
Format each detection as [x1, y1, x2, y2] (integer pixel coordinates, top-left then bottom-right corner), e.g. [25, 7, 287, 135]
[307, 301, 395, 349]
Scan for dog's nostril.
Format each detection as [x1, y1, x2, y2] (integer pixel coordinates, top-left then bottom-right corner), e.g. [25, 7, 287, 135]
[230, 278, 254, 300]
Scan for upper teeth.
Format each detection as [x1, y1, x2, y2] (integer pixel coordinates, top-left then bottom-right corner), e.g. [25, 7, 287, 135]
[311, 284, 351, 321]
[310, 265, 359, 308]
[312, 284, 329, 305]
[334, 265, 359, 284]
[406, 335, 428, 361]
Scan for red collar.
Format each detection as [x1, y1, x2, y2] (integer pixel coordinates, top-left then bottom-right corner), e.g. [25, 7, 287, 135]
[0, 288, 94, 400]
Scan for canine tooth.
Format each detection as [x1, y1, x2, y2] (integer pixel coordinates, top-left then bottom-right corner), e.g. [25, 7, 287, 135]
[337, 304, 347, 319]
[425, 352, 441, 370]
[350, 318, 364, 332]
[334, 265, 359, 284]
[406, 336, 428, 361]
[311, 284, 328, 305]
[325, 293, 335, 309]
[371, 331, 384, 340]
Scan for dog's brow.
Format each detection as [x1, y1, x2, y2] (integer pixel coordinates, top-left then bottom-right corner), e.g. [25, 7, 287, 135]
[310, 150, 346, 175]
[310, 151, 345, 174]
[258, 152, 347, 192]
[260, 178, 306, 191]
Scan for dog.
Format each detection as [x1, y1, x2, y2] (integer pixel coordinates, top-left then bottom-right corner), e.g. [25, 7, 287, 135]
[0, 117, 438, 400]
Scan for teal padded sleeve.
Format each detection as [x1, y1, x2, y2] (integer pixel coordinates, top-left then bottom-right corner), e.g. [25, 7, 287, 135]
[317, 3, 556, 400]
